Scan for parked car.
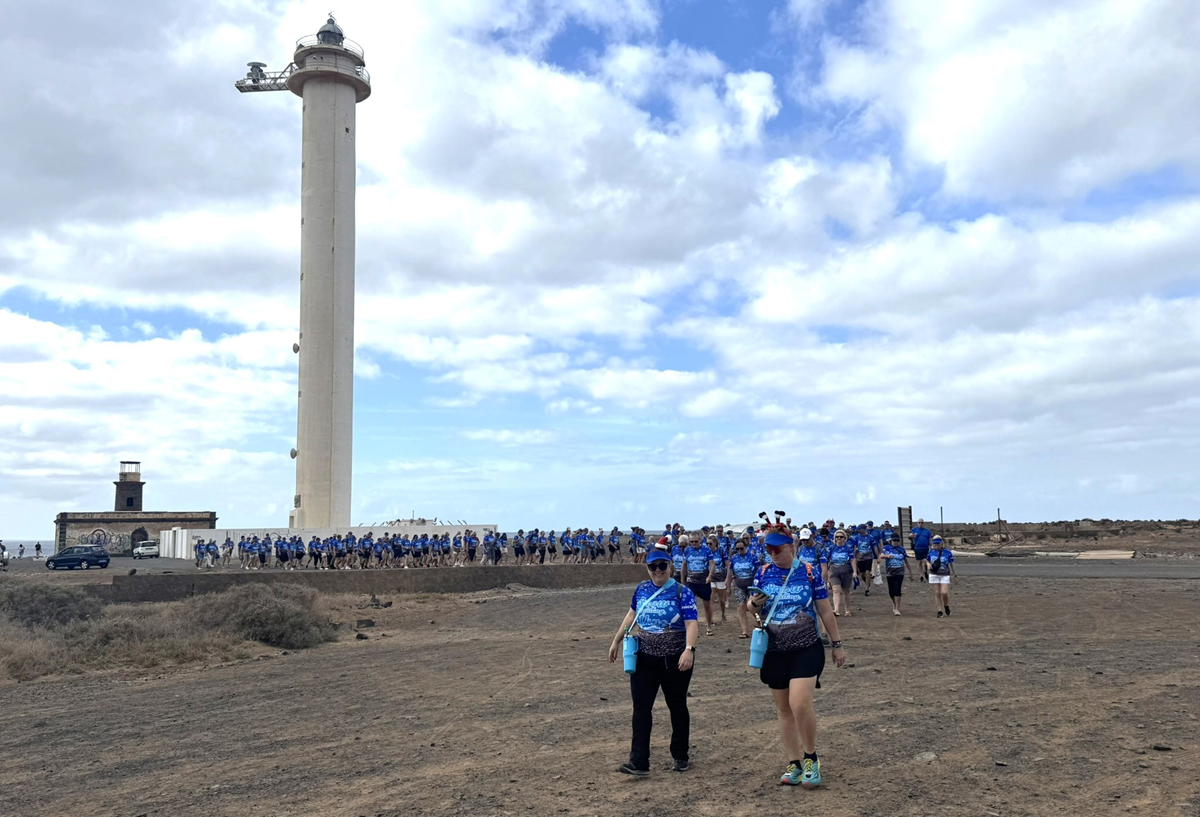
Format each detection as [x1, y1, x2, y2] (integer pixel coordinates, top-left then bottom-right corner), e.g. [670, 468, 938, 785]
[133, 540, 160, 559]
[46, 546, 110, 570]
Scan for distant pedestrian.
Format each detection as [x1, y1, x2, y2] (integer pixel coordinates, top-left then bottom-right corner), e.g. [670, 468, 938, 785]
[729, 537, 761, 638]
[706, 533, 729, 624]
[824, 530, 855, 616]
[18, 544, 25, 559]
[880, 533, 913, 615]
[909, 519, 932, 581]
[928, 536, 956, 617]
[34, 542, 42, 558]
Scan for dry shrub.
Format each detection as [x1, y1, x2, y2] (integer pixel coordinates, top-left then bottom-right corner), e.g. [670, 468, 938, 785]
[0, 618, 65, 681]
[187, 583, 336, 649]
[0, 582, 336, 681]
[0, 581, 102, 628]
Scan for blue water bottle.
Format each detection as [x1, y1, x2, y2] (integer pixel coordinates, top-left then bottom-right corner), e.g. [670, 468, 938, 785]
[622, 634, 639, 674]
[749, 627, 768, 669]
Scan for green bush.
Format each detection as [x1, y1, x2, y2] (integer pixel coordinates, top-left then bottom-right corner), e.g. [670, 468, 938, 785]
[0, 581, 102, 628]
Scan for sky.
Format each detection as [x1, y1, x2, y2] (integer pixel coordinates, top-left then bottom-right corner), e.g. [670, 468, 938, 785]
[2, 0, 1199, 538]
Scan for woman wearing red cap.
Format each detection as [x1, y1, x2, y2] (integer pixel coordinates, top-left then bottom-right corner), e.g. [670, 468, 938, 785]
[746, 514, 845, 788]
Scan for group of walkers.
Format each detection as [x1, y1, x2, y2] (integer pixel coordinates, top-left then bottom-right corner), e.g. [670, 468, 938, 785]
[608, 513, 958, 788]
[190, 526, 658, 570]
[190, 526, 676, 571]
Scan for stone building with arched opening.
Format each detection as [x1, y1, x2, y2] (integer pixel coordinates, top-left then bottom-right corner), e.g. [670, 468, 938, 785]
[52, 461, 217, 555]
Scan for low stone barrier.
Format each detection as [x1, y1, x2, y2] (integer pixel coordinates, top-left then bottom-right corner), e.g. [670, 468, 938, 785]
[83, 564, 649, 604]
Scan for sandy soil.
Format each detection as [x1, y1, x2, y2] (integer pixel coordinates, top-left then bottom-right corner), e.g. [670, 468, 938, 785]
[1, 576, 1198, 817]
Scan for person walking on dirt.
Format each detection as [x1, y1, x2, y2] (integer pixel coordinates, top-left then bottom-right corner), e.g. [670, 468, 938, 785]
[927, 536, 956, 617]
[824, 530, 855, 616]
[730, 537, 761, 638]
[910, 519, 933, 582]
[706, 533, 730, 624]
[608, 548, 699, 775]
[608, 528, 623, 563]
[880, 533, 914, 615]
[854, 526, 879, 597]
[681, 534, 716, 636]
[745, 515, 845, 788]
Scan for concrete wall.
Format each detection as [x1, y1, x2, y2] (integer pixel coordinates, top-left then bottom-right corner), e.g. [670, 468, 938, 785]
[84, 563, 647, 604]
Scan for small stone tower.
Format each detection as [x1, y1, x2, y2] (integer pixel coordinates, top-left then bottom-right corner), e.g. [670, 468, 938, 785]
[114, 461, 144, 512]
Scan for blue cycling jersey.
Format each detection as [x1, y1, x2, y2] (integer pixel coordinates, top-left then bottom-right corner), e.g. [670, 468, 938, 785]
[797, 544, 826, 567]
[928, 547, 954, 574]
[630, 580, 698, 633]
[730, 552, 760, 579]
[754, 560, 828, 626]
[826, 542, 855, 566]
[683, 546, 713, 578]
[881, 543, 907, 572]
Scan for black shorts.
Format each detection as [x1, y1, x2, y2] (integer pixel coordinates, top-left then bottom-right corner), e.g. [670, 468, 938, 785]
[608, 544, 617, 553]
[856, 559, 873, 573]
[913, 549, 929, 564]
[468, 549, 476, 561]
[887, 574, 904, 597]
[759, 641, 825, 690]
[687, 582, 712, 601]
[514, 546, 525, 556]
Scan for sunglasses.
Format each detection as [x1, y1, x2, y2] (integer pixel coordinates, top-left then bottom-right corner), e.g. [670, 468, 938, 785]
[647, 562, 670, 572]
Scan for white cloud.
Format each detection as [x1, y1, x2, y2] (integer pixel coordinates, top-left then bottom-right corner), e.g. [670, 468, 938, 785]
[461, 428, 559, 445]
[818, 0, 1200, 200]
[3, 0, 1200, 534]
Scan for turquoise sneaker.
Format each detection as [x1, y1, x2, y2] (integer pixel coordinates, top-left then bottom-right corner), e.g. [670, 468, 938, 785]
[779, 762, 802, 786]
[801, 757, 822, 788]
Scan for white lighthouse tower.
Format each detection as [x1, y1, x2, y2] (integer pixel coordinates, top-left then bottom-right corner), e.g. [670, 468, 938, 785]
[236, 16, 370, 530]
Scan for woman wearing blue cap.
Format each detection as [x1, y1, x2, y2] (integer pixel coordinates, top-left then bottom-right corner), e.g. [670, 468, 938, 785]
[927, 535, 956, 617]
[608, 547, 699, 776]
[745, 513, 845, 788]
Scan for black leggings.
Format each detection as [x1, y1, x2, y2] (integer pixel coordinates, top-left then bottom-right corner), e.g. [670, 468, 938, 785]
[629, 653, 692, 769]
[887, 574, 904, 598]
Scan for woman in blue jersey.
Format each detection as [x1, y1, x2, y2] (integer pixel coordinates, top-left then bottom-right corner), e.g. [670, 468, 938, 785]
[879, 533, 914, 615]
[608, 548, 699, 775]
[608, 527, 623, 564]
[729, 537, 761, 638]
[824, 529, 856, 616]
[681, 534, 715, 636]
[745, 518, 845, 788]
[927, 536, 957, 617]
[854, 527, 879, 597]
[706, 533, 729, 625]
[669, 538, 685, 576]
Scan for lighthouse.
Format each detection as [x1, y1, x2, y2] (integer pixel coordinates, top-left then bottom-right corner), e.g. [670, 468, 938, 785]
[236, 16, 370, 529]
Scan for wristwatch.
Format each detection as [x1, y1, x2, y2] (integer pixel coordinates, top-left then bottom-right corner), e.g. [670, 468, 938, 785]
[686, 645, 696, 653]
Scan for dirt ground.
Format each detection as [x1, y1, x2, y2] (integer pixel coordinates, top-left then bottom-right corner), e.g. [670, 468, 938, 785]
[1, 575, 1198, 817]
